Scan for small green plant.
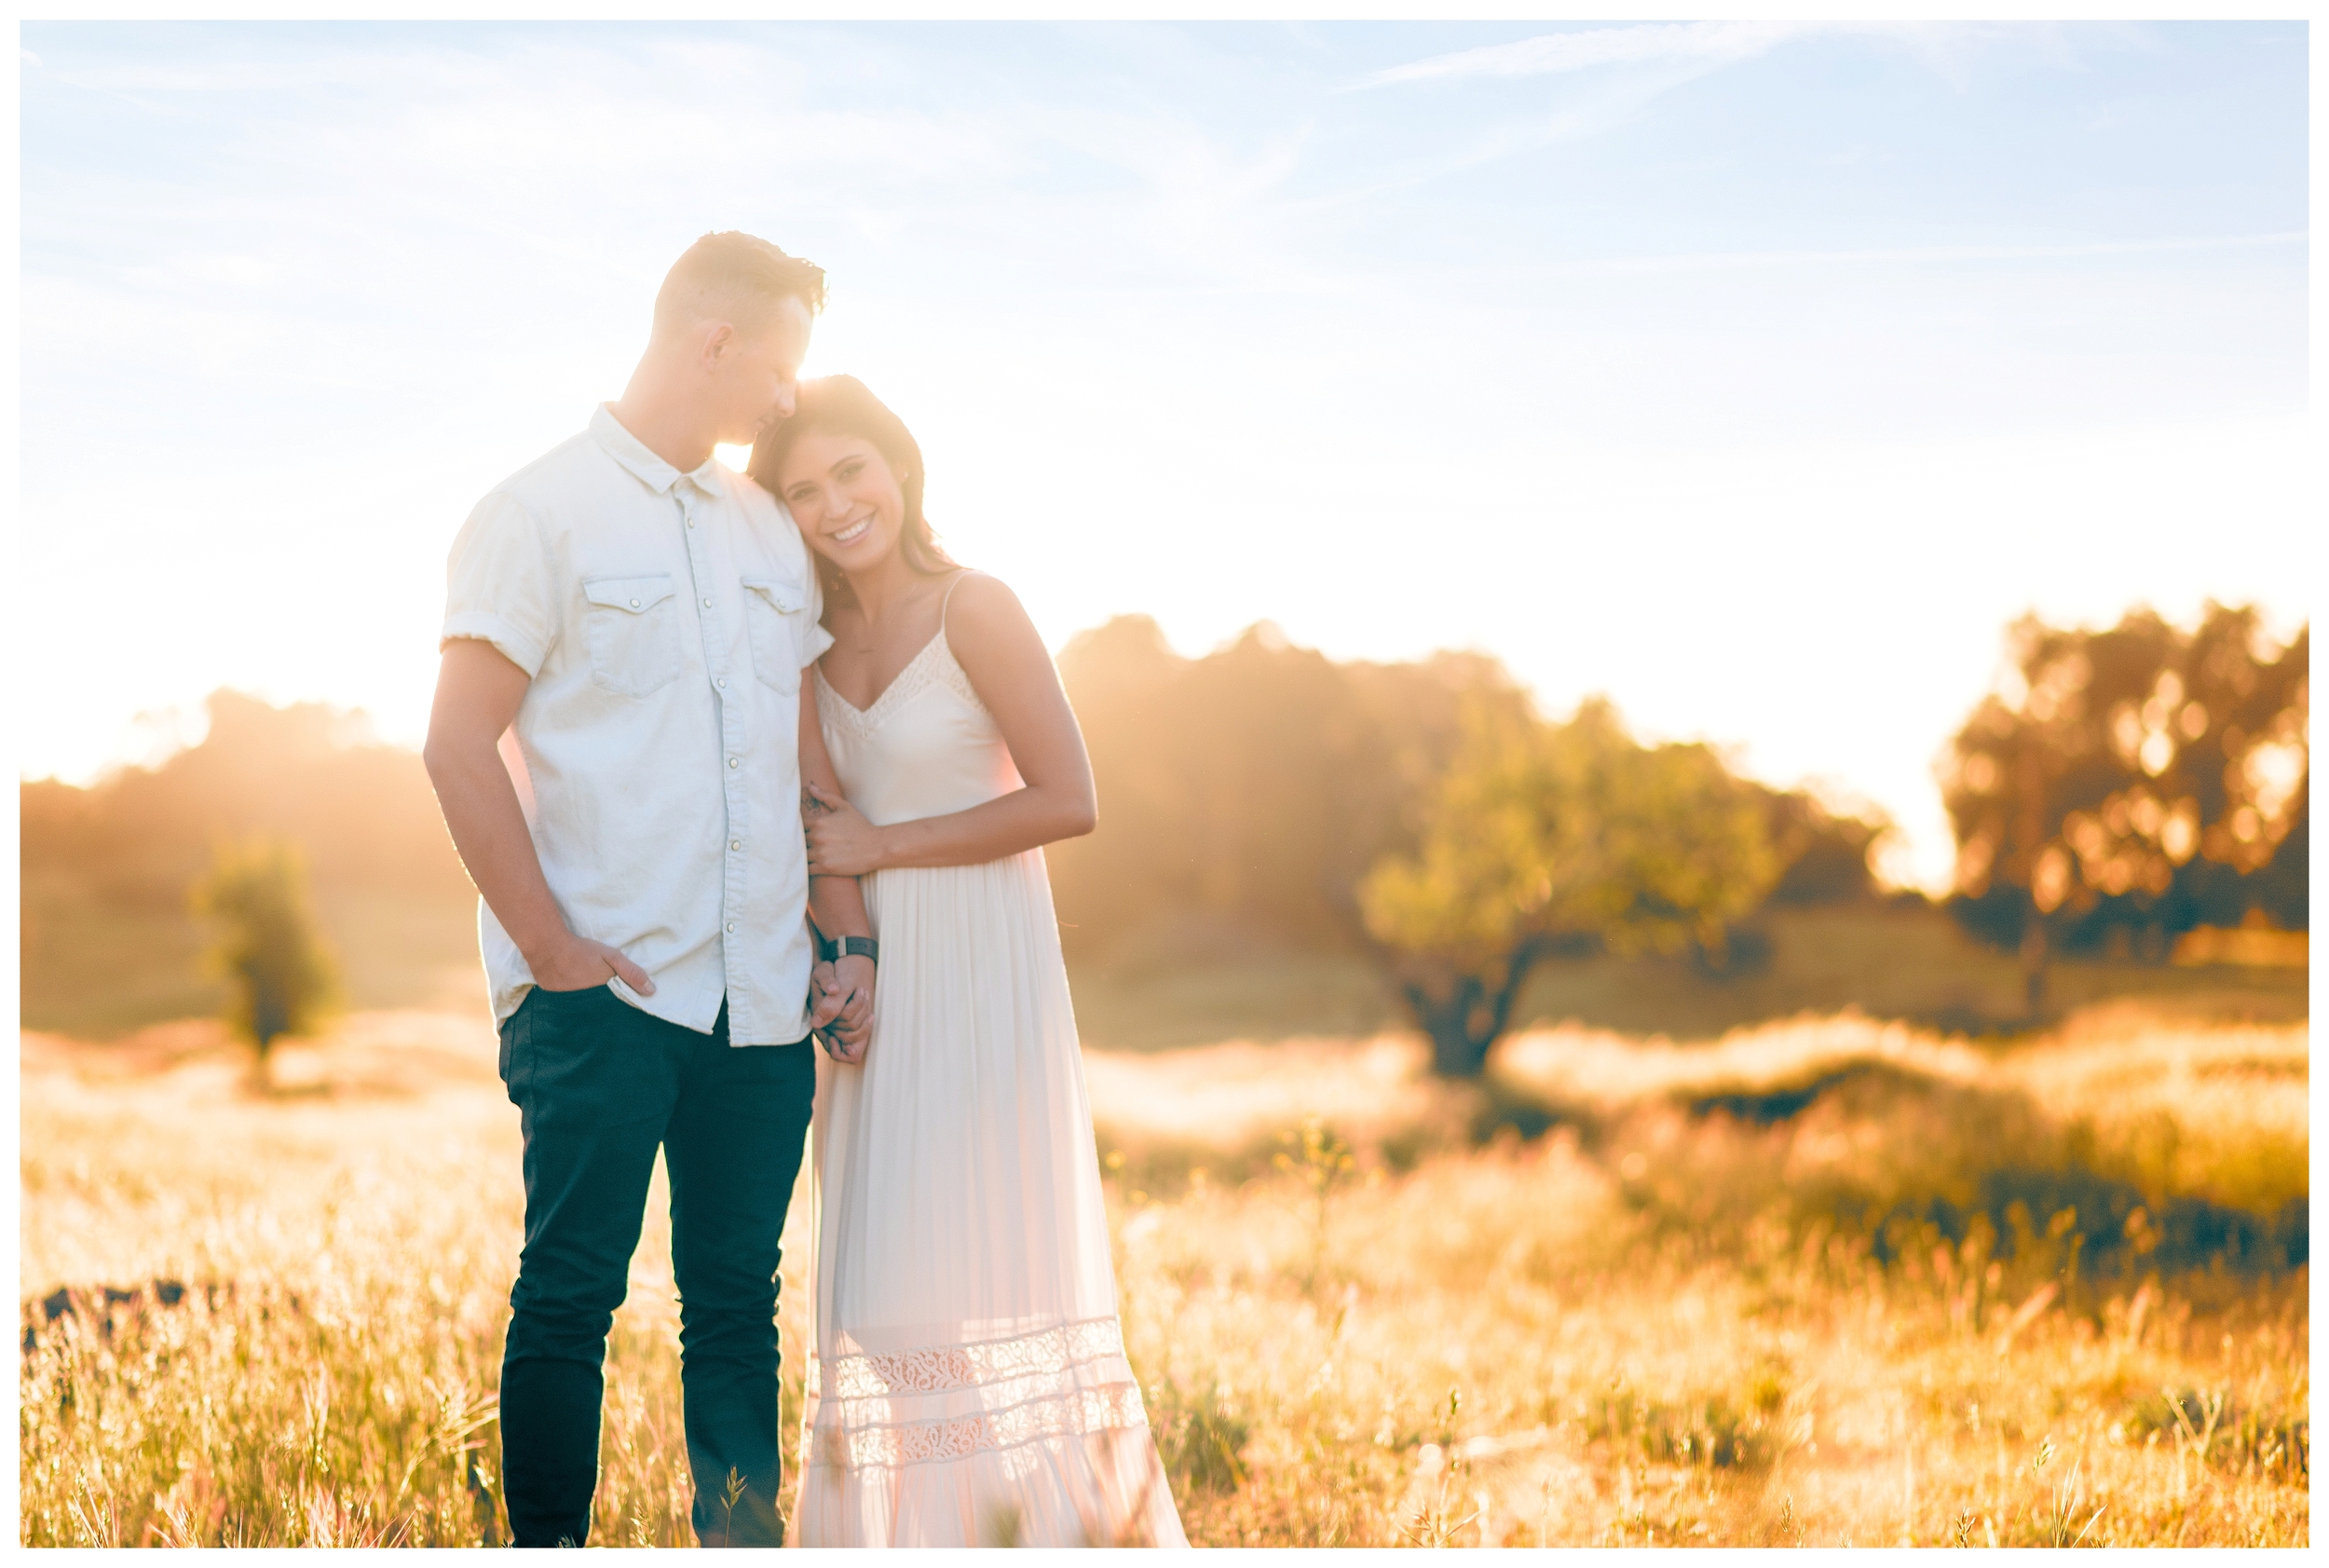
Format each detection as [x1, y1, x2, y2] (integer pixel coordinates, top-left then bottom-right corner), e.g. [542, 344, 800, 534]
[190, 837, 337, 1063]
[1157, 1379, 1250, 1494]
[2030, 1438, 2105, 1547]
[1397, 1478, 1481, 1548]
[1274, 1117, 1355, 1296]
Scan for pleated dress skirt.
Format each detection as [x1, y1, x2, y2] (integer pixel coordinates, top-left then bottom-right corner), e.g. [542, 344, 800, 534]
[788, 845, 1186, 1547]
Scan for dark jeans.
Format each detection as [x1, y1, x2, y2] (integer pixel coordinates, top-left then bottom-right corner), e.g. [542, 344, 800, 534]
[496, 986, 816, 1548]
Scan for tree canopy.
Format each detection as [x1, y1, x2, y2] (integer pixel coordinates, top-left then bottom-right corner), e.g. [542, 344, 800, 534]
[1358, 696, 1786, 1076]
[1941, 603, 2308, 1005]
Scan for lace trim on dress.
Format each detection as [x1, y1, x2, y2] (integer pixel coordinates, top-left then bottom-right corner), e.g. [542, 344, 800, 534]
[822, 1316, 1124, 1399]
[808, 1379, 1151, 1468]
[815, 634, 941, 735]
[803, 1317, 1151, 1470]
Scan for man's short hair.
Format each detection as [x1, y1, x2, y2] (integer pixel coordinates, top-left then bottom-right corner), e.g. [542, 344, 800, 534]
[652, 231, 826, 340]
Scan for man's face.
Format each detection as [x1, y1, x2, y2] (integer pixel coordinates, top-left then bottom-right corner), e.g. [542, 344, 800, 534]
[710, 293, 814, 446]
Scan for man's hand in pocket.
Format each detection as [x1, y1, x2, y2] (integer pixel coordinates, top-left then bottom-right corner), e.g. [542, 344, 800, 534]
[532, 934, 655, 994]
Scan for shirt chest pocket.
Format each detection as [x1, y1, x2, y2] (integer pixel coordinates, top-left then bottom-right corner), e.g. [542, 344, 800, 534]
[580, 575, 685, 697]
[742, 577, 810, 694]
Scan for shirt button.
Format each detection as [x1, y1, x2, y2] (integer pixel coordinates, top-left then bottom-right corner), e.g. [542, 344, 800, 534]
[687, 517, 696, 528]
[729, 757, 741, 769]
[726, 922, 737, 934]
[702, 597, 714, 607]
[715, 678, 727, 689]
[730, 839, 742, 851]
[629, 597, 641, 608]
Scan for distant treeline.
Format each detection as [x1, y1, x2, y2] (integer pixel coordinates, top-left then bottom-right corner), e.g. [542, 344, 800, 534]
[22, 607, 2303, 1026]
[22, 691, 472, 914]
[21, 630, 1879, 965]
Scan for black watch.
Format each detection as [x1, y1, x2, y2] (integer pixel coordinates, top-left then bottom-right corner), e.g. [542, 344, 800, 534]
[820, 934, 878, 964]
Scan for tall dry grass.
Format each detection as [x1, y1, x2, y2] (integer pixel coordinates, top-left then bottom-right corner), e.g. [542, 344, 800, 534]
[19, 1005, 2308, 1546]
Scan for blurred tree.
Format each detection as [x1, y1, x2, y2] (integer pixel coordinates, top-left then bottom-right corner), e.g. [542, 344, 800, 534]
[1761, 789, 1889, 908]
[1358, 697, 1784, 1077]
[191, 838, 338, 1062]
[1940, 604, 2309, 1013]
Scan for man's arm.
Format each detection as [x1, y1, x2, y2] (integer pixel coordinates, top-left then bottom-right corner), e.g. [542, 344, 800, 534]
[424, 638, 654, 994]
[799, 682, 876, 1060]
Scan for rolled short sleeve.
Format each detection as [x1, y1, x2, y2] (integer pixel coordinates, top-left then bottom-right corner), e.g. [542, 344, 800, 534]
[443, 491, 556, 677]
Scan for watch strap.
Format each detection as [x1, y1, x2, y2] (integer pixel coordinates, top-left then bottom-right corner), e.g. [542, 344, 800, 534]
[820, 934, 878, 964]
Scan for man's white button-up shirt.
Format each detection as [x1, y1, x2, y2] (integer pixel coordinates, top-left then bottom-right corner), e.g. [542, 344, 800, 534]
[442, 404, 833, 1044]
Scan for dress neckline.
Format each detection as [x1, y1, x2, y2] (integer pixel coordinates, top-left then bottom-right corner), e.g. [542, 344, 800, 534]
[815, 627, 989, 738]
[816, 570, 980, 728]
[818, 628, 947, 720]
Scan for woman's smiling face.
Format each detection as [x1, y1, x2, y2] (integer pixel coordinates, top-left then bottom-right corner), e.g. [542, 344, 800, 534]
[774, 429, 906, 574]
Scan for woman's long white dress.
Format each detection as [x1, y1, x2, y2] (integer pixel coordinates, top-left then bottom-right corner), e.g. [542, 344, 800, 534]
[789, 615, 1186, 1548]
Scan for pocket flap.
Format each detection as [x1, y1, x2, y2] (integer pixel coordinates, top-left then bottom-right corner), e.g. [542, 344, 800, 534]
[583, 575, 676, 614]
[742, 577, 806, 614]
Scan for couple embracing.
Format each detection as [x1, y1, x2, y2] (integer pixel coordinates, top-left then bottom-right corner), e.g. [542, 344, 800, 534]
[425, 231, 1184, 1548]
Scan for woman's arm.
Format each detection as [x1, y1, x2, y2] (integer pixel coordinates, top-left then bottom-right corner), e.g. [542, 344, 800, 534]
[803, 573, 1096, 875]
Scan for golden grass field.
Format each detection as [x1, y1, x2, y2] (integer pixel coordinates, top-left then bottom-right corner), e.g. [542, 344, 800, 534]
[19, 1001, 2309, 1547]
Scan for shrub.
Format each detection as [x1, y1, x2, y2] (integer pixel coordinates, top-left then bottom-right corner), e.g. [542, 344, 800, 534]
[189, 838, 337, 1059]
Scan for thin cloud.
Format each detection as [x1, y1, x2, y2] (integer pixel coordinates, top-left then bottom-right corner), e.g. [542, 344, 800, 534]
[1358, 21, 1810, 89]
[1563, 230, 2309, 279]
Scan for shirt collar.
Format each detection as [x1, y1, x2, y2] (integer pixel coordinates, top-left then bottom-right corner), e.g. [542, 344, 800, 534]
[590, 403, 728, 499]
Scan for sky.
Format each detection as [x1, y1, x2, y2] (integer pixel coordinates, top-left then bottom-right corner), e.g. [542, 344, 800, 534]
[17, 20, 2312, 889]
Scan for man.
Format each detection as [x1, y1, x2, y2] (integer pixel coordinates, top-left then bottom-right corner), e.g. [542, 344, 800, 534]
[424, 231, 874, 1548]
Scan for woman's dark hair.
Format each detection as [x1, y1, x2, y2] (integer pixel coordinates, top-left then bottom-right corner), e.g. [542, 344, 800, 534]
[748, 375, 956, 614]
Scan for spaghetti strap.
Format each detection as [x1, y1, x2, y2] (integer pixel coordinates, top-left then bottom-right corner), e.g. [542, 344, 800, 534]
[937, 568, 977, 640]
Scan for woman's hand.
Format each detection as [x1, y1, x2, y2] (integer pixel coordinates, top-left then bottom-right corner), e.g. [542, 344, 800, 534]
[807, 958, 873, 1064]
[810, 955, 866, 1062]
[803, 780, 889, 877]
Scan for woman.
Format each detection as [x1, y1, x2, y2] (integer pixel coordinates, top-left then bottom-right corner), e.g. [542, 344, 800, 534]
[750, 378, 1186, 1548]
